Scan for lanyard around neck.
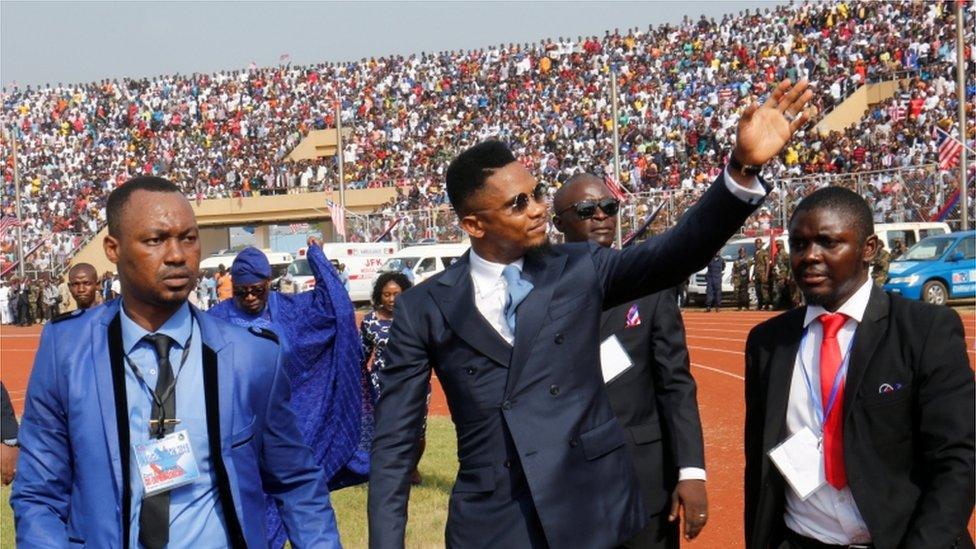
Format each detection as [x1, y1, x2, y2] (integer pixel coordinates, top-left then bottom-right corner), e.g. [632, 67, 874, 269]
[798, 323, 857, 434]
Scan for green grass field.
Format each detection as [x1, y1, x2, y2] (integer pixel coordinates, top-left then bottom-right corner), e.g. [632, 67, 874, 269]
[1, 416, 458, 548]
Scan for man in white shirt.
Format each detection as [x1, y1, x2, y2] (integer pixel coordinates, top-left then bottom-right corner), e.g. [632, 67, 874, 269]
[371, 79, 815, 548]
[744, 187, 973, 549]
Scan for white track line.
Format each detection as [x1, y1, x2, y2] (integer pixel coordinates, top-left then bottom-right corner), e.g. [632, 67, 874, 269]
[686, 335, 747, 344]
[688, 345, 744, 355]
[690, 362, 745, 381]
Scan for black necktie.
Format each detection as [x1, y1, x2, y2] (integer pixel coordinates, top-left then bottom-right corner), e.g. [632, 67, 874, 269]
[139, 333, 175, 549]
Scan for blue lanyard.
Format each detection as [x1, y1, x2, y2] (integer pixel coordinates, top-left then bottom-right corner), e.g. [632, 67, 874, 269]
[798, 323, 856, 434]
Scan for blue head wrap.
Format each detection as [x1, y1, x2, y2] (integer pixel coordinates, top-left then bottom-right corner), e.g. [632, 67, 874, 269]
[230, 247, 271, 284]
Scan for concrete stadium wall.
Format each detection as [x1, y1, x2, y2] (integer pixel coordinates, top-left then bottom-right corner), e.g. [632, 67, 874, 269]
[815, 78, 906, 136]
[190, 188, 397, 226]
[64, 186, 397, 276]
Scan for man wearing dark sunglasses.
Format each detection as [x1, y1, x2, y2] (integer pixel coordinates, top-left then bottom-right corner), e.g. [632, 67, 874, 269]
[208, 240, 368, 547]
[552, 173, 707, 548]
[371, 78, 815, 548]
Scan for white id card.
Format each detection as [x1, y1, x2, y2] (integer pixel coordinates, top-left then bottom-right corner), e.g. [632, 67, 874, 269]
[768, 426, 825, 500]
[600, 335, 633, 384]
[134, 429, 201, 496]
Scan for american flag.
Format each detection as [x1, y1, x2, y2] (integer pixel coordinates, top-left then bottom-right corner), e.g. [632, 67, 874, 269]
[327, 200, 346, 238]
[279, 52, 291, 64]
[933, 126, 964, 171]
[603, 174, 630, 202]
[289, 223, 309, 235]
[0, 215, 20, 238]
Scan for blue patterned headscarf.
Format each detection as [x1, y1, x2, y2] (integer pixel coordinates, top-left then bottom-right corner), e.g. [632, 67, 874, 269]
[209, 244, 366, 547]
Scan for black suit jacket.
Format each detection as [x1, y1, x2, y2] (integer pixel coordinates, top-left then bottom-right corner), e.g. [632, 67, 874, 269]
[369, 176, 759, 549]
[744, 287, 975, 549]
[1, 382, 17, 441]
[600, 289, 705, 516]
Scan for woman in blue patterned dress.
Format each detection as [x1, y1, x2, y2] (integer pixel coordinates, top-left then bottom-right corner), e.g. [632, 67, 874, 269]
[361, 271, 429, 484]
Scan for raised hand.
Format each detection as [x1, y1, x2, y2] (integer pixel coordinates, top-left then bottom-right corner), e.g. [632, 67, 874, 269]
[734, 79, 813, 166]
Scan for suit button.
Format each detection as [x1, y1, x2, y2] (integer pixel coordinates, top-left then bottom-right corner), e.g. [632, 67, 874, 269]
[569, 436, 579, 447]
[549, 384, 560, 396]
[465, 367, 476, 375]
[502, 400, 512, 410]
[504, 460, 511, 468]
[554, 334, 564, 344]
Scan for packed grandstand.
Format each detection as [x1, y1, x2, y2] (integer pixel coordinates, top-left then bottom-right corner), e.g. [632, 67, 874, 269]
[1, 0, 973, 276]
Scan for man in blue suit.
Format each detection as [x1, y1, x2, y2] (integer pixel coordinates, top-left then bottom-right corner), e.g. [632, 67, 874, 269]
[12, 176, 340, 548]
[368, 79, 814, 548]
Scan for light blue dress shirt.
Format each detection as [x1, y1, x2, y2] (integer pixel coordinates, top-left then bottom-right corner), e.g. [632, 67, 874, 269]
[120, 301, 227, 547]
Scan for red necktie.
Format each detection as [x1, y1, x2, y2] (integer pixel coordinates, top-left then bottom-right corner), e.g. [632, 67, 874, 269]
[819, 312, 848, 489]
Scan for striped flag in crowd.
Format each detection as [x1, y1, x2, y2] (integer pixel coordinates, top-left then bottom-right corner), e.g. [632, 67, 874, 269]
[603, 174, 630, 202]
[289, 223, 309, 235]
[887, 102, 906, 123]
[374, 217, 402, 242]
[933, 126, 964, 171]
[0, 215, 20, 238]
[327, 200, 346, 237]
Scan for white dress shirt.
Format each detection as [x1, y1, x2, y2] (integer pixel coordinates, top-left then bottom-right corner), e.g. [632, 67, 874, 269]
[469, 249, 523, 345]
[783, 277, 874, 544]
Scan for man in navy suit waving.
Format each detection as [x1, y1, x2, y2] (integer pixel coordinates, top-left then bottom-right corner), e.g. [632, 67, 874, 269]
[369, 79, 814, 548]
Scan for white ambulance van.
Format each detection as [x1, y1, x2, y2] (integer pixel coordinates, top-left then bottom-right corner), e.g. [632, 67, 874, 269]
[280, 242, 399, 302]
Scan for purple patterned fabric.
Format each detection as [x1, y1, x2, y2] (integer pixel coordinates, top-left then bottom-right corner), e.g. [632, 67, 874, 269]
[208, 244, 366, 547]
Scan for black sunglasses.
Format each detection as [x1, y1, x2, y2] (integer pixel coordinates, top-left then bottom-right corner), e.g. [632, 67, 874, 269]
[556, 197, 620, 220]
[233, 284, 267, 298]
[472, 183, 547, 216]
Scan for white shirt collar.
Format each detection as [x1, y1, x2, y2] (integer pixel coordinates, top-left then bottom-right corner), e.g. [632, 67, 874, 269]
[803, 276, 874, 328]
[469, 249, 524, 293]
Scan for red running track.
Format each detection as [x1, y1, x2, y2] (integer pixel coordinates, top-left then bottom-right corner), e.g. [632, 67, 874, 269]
[2, 308, 973, 546]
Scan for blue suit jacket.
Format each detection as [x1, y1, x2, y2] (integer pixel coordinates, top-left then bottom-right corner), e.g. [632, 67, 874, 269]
[11, 299, 340, 548]
[368, 176, 760, 548]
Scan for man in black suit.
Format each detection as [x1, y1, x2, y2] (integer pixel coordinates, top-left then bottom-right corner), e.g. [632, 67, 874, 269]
[744, 187, 974, 549]
[1, 381, 18, 486]
[370, 79, 814, 548]
[553, 173, 707, 548]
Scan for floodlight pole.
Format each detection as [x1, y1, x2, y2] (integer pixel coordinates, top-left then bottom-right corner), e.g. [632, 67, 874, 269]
[335, 96, 347, 241]
[8, 126, 25, 278]
[955, 0, 969, 228]
[610, 64, 623, 248]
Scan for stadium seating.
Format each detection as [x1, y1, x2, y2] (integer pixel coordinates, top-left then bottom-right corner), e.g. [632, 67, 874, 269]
[1, 0, 970, 274]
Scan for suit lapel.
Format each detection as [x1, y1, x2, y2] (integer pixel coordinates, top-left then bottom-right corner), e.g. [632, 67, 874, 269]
[432, 255, 513, 368]
[506, 251, 567, 396]
[600, 300, 629, 338]
[763, 309, 805, 449]
[92, 304, 124, 494]
[843, 288, 889, 423]
[100, 305, 132, 549]
[196, 311, 247, 548]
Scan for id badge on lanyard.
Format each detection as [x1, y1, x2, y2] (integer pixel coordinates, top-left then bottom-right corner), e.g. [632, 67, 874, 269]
[134, 429, 201, 495]
[768, 327, 855, 500]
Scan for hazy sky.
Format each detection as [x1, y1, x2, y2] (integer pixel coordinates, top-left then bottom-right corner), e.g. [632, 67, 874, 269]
[1, 1, 776, 88]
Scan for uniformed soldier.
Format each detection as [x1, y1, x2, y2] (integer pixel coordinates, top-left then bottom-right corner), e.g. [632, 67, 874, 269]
[752, 238, 771, 310]
[771, 240, 790, 309]
[705, 253, 725, 312]
[27, 281, 40, 325]
[732, 246, 752, 310]
[871, 239, 891, 287]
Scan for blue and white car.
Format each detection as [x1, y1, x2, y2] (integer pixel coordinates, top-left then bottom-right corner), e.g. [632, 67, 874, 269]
[884, 230, 976, 305]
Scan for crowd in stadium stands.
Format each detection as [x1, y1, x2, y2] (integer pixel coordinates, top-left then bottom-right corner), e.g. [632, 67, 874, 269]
[1, 0, 972, 275]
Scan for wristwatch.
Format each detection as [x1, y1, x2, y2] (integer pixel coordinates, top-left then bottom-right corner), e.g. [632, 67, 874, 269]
[728, 153, 763, 177]
[2, 438, 18, 447]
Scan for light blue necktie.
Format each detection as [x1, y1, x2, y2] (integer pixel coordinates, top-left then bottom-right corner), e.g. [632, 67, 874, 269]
[502, 264, 533, 333]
